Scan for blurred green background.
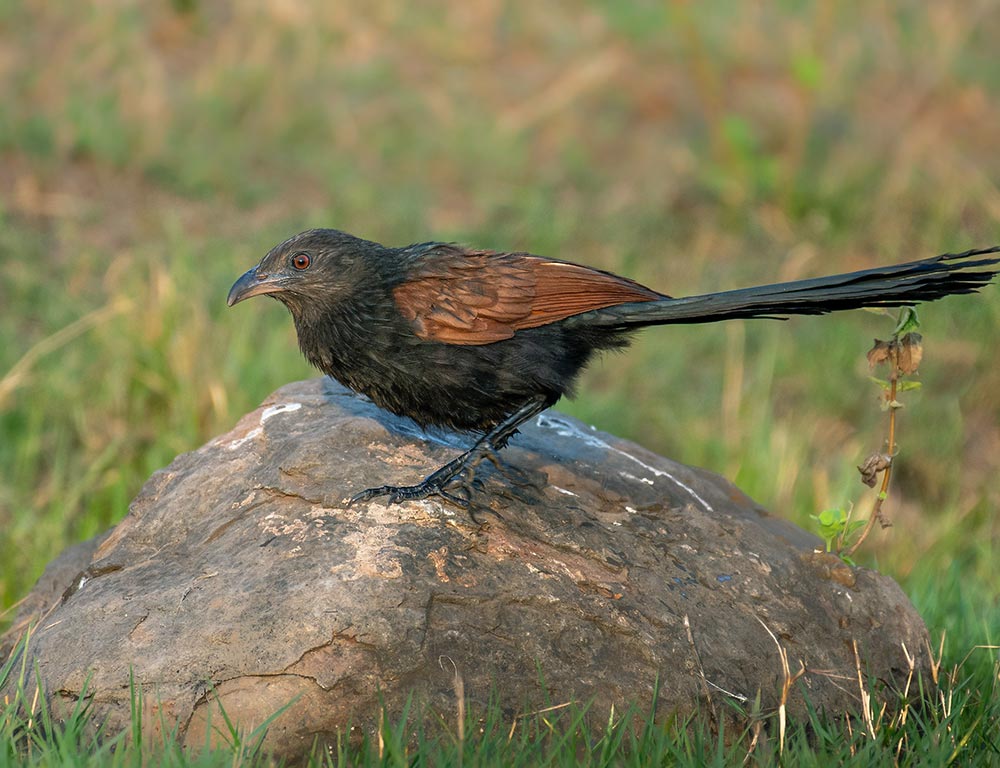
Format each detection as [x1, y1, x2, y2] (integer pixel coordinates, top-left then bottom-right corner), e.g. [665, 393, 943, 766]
[1, 0, 998, 646]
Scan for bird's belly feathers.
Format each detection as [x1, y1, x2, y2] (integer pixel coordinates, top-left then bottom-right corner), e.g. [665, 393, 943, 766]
[308, 324, 627, 433]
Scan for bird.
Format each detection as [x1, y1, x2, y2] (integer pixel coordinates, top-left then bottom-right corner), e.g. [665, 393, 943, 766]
[227, 229, 1000, 506]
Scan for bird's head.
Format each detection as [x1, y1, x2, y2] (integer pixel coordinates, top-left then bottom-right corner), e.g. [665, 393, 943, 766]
[227, 229, 382, 313]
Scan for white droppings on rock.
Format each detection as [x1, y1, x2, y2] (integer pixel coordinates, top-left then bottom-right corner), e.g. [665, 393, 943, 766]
[620, 471, 655, 486]
[261, 402, 302, 423]
[229, 402, 303, 450]
[229, 427, 262, 450]
[536, 413, 714, 512]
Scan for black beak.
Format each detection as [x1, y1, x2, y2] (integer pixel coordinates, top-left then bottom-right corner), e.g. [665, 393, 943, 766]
[227, 267, 285, 306]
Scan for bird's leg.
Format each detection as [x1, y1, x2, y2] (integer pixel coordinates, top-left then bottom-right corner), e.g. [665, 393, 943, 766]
[349, 395, 553, 506]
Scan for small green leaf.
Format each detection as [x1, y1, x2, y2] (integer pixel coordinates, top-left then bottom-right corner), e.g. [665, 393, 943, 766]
[811, 508, 859, 550]
[893, 306, 920, 336]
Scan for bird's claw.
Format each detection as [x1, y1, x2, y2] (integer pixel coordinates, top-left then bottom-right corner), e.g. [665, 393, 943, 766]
[347, 478, 472, 508]
[347, 438, 509, 509]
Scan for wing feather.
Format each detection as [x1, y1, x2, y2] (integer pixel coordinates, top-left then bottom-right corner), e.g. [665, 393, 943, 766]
[393, 245, 665, 345]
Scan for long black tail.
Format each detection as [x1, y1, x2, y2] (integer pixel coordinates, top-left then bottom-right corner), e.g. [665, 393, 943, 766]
[568, 246, 1000, 329]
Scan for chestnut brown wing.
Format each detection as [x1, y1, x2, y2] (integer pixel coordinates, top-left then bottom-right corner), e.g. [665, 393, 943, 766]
[393, 246, 665, 345]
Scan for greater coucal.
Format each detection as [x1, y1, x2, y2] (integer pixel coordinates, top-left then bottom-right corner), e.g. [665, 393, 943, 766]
[228, 229, 999, 505]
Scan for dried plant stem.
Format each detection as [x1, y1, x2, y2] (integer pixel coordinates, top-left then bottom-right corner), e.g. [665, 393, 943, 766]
[756, 616, 806, 758]
[846, 375, 897, 557]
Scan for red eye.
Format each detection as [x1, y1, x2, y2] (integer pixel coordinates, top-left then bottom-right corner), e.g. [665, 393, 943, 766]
[291, 252, 311, 270]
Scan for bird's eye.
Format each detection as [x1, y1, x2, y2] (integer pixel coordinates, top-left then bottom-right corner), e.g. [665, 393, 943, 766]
[291, 252, 311, 270]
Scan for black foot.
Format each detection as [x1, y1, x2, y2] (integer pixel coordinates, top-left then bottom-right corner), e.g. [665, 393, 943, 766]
[347, 444, 505, 508]
[348, 479, 471, 507]
[347, 395, 553, 510]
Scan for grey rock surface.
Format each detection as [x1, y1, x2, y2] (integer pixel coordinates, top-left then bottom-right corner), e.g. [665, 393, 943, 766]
[3, 378, 930, 760]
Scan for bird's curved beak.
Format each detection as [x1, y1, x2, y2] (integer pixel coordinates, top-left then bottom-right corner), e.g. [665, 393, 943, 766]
[227, 267, 285, 306]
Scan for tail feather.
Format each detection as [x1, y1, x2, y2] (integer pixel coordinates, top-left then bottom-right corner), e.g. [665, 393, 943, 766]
[566, 246, 1000, 329]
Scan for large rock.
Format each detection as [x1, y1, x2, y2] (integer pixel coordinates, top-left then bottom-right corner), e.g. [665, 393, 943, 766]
[3, 378, 930, 760]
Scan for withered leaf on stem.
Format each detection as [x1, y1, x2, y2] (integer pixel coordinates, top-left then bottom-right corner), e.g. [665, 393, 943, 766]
[866, 333, 923, 376]
[896, 332, 923, 375]
[867, 339, 892, 369]
[857, 452, 892, 487]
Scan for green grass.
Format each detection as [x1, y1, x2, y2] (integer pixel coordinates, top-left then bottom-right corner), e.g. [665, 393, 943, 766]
[2, 0, 1000, 763]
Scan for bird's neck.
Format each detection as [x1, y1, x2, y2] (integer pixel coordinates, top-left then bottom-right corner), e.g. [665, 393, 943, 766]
[289, 281, 398, 381]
